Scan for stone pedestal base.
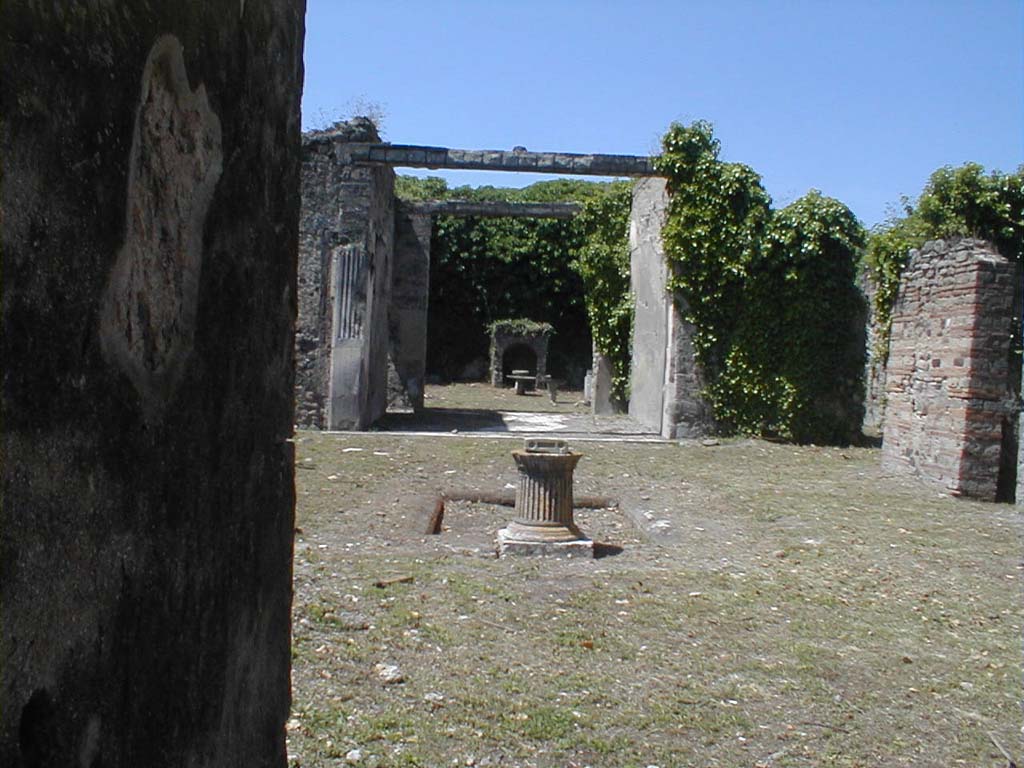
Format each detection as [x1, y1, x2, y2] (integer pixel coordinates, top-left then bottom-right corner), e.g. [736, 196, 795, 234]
[497, 528, 594, 558]
[500, 438, 591, 557]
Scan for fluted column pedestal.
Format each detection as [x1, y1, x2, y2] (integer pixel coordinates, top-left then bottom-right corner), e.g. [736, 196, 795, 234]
[498, 439, 593, 558]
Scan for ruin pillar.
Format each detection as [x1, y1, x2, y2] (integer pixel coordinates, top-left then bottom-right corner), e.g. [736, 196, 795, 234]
[882, 239, 1017, 500]
[1, 4, 303, 766]
[591, 347, 618, 415]
[298, 120, 396, 430]
[390, 206, 433, 410]
[628, 178, 714, 438]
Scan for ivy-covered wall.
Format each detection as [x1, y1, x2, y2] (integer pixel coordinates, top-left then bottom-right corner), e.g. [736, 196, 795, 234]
[397, 178, 624, 386]
[399, 122, 876, 446]
[863, 163, 1024, 419]
[576, 182, 634, 401]
[656, 122, 867, 444]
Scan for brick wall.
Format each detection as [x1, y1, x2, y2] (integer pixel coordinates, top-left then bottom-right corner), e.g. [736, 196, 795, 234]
[881, 239, 1017, 500]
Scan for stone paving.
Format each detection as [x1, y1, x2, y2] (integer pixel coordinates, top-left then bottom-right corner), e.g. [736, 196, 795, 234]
[371, 382, 662, 441]
[373, 406, 662, 441]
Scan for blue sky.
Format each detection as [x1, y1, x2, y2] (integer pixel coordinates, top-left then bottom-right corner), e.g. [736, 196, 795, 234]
[302, 0, 1023, 228]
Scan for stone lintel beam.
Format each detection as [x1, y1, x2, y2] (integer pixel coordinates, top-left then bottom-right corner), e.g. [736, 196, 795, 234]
[345, 143, 659, 177]
[401, 200, 582, 219]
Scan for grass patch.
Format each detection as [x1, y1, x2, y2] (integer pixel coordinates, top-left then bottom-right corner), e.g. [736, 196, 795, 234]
[287, 419, 1023, 768]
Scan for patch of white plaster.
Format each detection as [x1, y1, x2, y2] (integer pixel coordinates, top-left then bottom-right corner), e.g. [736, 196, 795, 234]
[99, 35, 223, 419]
[499, 412, 569, 433]
[78, 714, 101, 768]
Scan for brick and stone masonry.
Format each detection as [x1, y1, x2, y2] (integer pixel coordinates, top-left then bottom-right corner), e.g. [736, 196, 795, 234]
[1, 4, 304, 766]
[881, 239, 1018, 500]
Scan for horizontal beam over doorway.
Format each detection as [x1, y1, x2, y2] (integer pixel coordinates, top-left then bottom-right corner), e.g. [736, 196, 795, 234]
[347, 143, 660, 177]
[402, 200, 582, 219]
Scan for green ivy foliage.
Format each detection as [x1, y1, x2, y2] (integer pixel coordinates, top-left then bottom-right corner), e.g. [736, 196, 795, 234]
[488, 318, 554, 336]
[656, 122, 867, 444]
[394, 174, 449, 201]
[573, 181, 634, 401]
[865, 163, 1024, 359]
[655, 122, 772, 374]
[399, 177, 610, 382]
[715, 192, 867, 442]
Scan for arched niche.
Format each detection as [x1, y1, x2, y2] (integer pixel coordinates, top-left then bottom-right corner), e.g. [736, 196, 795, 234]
[489, 319, 552, 386]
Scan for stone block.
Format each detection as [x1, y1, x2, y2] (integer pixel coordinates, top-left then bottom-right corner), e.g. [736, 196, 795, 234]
[497, 530, 594, 558]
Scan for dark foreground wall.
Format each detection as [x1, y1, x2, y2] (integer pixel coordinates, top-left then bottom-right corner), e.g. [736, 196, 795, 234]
[1, 4, 304, 766]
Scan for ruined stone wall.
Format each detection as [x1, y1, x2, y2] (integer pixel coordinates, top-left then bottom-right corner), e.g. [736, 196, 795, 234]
[1, 4, 303, 766]
[661, 292, 716, 439]
[490, 331, 550, 386]
[298, 119, 396, 430]
[295, 170, 335, 428]
[390, 207, 433, 409]
[881, 239, 1017, 500]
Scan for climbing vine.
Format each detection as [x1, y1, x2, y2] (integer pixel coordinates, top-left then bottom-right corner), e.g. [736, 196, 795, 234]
[865, 163, 1024, 359]
[573, 181, 634, 401]
[714, 191, 866, 442]
[654, 122, 772, 374]
[656, 122, 867, 443]
[487, 318, 554, 337]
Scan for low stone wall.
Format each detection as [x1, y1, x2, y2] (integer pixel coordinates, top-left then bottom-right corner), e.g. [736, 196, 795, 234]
[1, 5, 302, 765]
[881, 239, 1017, 500]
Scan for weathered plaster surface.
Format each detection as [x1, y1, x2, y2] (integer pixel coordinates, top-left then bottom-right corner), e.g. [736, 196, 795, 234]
[627, 178, 714, 436]
[627, 178, 670, 429]
[100, 35, 223, 419]
[0, 3, 304, 766]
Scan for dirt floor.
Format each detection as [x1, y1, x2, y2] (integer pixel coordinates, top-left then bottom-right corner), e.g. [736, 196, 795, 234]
[287, 385, 1023, 768]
